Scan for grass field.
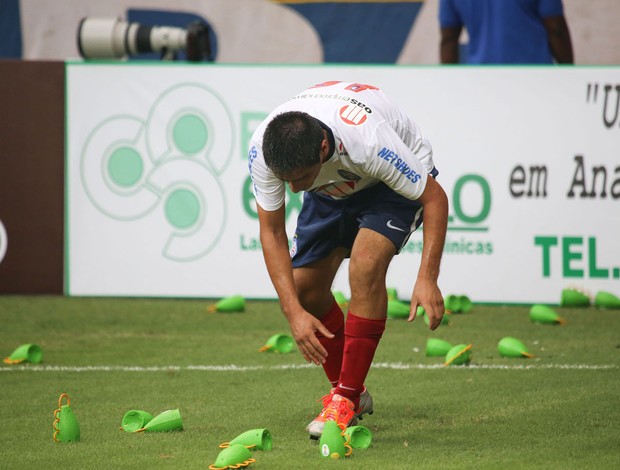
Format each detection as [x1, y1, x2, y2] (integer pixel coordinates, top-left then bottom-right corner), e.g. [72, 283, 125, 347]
[1, 295, 619, 469]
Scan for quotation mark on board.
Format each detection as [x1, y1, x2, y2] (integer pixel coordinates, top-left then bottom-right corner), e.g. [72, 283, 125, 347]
[586, 83, 620, 129]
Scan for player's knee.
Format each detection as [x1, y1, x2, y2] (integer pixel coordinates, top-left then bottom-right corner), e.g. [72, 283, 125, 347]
[295, 282, 331, 315]
[349, 255, 390, 294]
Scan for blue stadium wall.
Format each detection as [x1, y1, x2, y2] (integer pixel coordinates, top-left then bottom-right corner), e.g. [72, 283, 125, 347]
[2, 0, 423, 63]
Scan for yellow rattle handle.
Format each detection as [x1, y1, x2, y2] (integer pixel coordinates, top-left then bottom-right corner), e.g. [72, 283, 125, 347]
[343, 432, 353, 456]
[52, 393, 71, 442]
[58, 393, 70, 408]
[52, 412, 60, 441]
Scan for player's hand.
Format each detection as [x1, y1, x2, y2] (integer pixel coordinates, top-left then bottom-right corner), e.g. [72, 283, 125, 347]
[288, 310, 334, 365]
[409, 278, 444, 330]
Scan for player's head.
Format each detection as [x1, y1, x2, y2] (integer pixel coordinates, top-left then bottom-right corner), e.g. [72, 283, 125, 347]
[262, 111, 324, 178]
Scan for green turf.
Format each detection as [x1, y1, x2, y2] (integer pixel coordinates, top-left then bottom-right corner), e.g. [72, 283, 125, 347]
[1, 296, 619, 469]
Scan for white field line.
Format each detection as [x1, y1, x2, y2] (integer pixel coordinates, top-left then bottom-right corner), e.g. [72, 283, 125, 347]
[0, 362, 616, 373]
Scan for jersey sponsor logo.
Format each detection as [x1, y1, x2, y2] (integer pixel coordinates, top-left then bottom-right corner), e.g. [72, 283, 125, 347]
[377, 147, 422, 183]
[247, 146, 260, 193]
[339, 104, 369, 126]
[248, 146, 258, 165]
[247, 146, 258, 173]
[348, 98, 372, 113]
[337, 141, 348, 157]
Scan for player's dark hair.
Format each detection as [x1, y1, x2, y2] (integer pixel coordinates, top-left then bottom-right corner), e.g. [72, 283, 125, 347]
[262, 111, 324, 176]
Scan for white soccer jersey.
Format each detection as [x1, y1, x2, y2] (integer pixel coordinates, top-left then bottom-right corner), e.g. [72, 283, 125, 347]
[248, 81, 436, 212]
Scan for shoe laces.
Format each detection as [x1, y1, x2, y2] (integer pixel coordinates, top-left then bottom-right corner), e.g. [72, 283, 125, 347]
[322, 396, 354, 424]
[319, 387, 365, 411]
[318, 390, 335, 407]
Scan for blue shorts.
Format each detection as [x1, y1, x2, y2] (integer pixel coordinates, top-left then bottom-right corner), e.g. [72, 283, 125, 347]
[290, 182, 424, 268]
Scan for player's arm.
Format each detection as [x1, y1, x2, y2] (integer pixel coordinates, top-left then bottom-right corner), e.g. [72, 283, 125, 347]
[438, 0, 462, 64]
[256, 204, 299, 315]
[440, 25, 462, 64]
[542, 15, 573, 64]
[408, 176, 448, 330]
[364, 122, 447, 329]
[257, 204, 333, 364]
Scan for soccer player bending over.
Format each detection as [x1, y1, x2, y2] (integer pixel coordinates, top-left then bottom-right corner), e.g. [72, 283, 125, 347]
[248, 80, 448, 438]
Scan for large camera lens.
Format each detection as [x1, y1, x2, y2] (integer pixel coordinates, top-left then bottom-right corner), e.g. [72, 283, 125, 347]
[77, 17, 188, 60]
[77, 17, 129, 59]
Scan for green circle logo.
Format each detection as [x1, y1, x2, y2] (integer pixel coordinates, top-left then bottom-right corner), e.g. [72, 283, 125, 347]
[164, 189, 201, 229]
[107, 146, 143, 188]
[80, 83, 233, 261]
[172, 113, 208, 154]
